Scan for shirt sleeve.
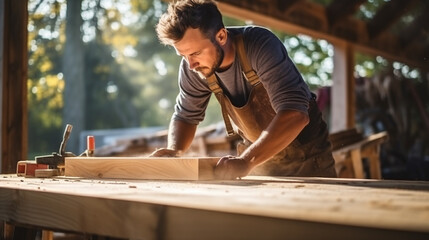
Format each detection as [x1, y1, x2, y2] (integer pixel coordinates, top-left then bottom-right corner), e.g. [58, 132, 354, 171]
[244, 27, 312, 114]
[172, 59, 212, 125]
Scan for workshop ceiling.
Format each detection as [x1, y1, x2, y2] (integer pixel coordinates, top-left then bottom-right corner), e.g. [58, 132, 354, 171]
[216, 0, 429, 70]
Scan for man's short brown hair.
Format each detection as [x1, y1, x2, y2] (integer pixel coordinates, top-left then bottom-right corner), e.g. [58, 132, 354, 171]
[156, 0, 225, 46]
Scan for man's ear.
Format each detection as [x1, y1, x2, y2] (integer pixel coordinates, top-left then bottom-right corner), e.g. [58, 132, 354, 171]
[216, 28, 228, 46]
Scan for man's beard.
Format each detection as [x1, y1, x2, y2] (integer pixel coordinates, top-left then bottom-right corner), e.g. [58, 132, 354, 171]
[194, 42, 224, 79]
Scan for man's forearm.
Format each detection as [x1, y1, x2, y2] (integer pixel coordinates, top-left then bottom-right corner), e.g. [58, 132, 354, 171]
[240, 110, 309, 168]
[167, 118, 198, 152]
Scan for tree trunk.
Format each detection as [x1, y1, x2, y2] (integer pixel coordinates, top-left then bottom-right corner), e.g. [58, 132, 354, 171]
[63, 0, 84, 154]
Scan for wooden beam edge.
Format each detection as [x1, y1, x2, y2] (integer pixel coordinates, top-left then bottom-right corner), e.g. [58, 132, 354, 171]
[217, 1, 429, 70]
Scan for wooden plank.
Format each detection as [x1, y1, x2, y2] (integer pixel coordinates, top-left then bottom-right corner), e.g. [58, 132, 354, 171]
[333, 132, 388, 155]
[1, 175, 429, 239]
[329, 128, 363, 151]
[65, 157, 219, 180]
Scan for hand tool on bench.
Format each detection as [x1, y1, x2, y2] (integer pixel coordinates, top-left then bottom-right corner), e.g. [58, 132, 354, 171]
[17, 124, 78, 177]
[35, 124, 76, 175]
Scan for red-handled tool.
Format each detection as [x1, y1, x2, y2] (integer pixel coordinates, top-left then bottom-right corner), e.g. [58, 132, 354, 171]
[79, 135, 95, 157]
[87, 135, 95, 157]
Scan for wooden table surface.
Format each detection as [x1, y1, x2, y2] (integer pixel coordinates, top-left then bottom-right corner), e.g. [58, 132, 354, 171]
[1, 174, 429, 240]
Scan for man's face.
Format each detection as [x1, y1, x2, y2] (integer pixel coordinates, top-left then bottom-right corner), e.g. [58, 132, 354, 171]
[173, 28, 224, 79]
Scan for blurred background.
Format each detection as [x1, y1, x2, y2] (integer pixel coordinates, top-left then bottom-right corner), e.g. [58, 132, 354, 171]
[20, 0, 429, 180]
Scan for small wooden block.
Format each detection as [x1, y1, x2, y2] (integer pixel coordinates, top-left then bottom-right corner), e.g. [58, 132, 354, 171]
[35, 169, 59, 178]
[65, 157, 219, 180]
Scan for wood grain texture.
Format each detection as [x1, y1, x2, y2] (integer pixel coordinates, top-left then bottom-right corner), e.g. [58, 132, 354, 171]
[1, 0, 28, 174]
[65, 157, 219, 180]
[1, 175, 429, 240]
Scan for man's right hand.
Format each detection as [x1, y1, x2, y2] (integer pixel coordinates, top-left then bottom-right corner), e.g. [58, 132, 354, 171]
[148, 148, 181, 157]
[214, 155, 253, 180]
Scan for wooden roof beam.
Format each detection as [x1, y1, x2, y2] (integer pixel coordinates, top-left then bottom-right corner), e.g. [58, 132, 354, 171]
[367, 0, 417, 40]
[218, 0, 302, 21]
[277, 0, 301, 14]
[397, 2, 429, 62]
[408, 33, 429, 64]
[216, 0, 429, 70]
[283, 1, 328, 32]
[398, 4, 429, 49]
[326, 0, 366, 25]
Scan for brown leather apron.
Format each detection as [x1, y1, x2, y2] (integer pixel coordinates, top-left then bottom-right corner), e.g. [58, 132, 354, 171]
[207, 35, 337, 177]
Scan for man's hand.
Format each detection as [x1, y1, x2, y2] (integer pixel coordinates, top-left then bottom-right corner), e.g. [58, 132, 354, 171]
[214, 155, 253, 180]
[149, 148, 181, 157]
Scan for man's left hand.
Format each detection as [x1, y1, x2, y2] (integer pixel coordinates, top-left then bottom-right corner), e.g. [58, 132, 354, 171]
[214, 156, 252, 180]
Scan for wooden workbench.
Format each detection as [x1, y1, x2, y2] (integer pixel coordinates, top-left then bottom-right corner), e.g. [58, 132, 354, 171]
[1, 175, 429, 240]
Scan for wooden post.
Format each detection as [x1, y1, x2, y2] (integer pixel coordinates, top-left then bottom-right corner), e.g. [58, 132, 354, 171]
[41, 230, 53, 240]
[0, 0, 4, 174]
[350, 149, 365, 178]
[331, 40, 355, 133]
[2, 222, 14, 240]
[1, 0, 28, 173]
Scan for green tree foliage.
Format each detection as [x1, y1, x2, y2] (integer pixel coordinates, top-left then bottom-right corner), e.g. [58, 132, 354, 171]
[280, 34, 333, 90]
[28, 0, 66, 156]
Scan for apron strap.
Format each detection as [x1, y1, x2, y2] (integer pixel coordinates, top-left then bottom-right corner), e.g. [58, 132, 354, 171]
[205, 34, 260, 137]
[207, 74, 235, 137]
[235, 34, 260, 86]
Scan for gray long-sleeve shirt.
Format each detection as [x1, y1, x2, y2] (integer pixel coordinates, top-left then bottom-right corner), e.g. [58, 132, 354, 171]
[173, 26, 312, 125]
